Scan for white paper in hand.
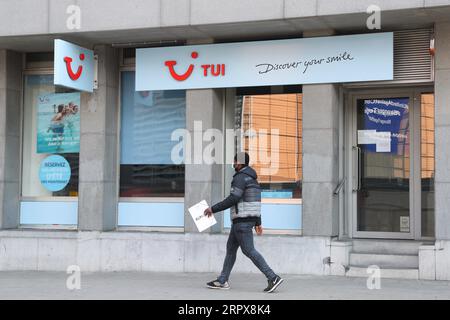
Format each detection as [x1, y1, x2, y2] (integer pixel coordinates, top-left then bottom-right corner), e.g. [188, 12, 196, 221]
[188, 200, 217, 232]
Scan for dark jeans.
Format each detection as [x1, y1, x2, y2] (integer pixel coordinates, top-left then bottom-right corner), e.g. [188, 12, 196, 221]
[217, 221, 277, 284]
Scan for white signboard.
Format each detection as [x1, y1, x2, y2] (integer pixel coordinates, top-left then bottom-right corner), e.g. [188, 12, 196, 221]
[54, 39, 95, 92]
[136, 32, 394, 91]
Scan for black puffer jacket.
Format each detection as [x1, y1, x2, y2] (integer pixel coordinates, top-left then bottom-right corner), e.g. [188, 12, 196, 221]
[211, 166, 262, 226]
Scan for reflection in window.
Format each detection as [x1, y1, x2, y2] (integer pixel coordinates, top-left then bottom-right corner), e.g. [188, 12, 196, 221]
[119, 71, 185, 197]
[234, 93, 302, 199]
[421, 93, 435, 237]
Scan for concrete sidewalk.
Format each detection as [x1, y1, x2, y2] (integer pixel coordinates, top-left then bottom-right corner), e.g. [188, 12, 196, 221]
[0, 271, 450, 300]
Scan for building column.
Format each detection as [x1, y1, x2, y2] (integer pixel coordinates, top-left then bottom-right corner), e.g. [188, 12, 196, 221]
[184, 89, 224, 233]
[434, 22, 450, 240]
[78, 45, 119, 231]
[0, 50, 22, 229]
[302, 84, 340, 236]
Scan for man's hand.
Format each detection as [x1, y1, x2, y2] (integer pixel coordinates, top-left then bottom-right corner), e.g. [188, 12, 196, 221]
[204, 207, 213, 217]
[255, 225, 263, 236]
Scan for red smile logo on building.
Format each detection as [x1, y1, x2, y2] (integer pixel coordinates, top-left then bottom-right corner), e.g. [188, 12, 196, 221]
[164, 51, 225, 81]
[64, 53, 85, 81]
[164, 51, 198, 81]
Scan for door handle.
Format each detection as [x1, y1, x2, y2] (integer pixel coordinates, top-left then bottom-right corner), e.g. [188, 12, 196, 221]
[353, 146, 362, 192]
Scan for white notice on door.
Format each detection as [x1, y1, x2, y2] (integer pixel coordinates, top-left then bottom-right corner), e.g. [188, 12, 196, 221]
[375, 131, 391, 152]
[400, 216, 410, 232]
[188, 200, 217, 232]
[358, 130, 391, 152]
[357, 130, 376, 144]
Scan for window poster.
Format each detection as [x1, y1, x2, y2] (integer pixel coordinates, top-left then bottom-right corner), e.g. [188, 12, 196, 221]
[39, 155, 71, 192]
[37, 92, 81, 154]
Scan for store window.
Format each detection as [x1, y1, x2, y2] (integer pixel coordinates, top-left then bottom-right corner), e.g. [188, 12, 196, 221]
[119, 71, 185, 198]
[22, 75, 79, 198]
[233, 89, 302, 199]
[21, 74, 79, 226]
[224, 87, 302, 232]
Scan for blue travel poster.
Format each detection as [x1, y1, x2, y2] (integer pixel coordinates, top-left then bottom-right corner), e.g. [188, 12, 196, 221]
[362, 98, 409, 154]
[37, 92, 81, 154]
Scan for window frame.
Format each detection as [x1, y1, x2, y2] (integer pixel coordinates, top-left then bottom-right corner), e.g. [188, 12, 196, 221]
[20, 68, 79, 229]
[222, 88, 303, 235]
[117, 66, 185, 232]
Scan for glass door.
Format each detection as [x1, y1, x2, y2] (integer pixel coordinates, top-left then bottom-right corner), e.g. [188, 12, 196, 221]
[347, 89, 435, 240]
[349, 91, 417, 239]
[355, 96, 412, 237]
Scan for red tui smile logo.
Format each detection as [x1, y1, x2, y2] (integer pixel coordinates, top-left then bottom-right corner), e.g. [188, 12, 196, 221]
[64, 53, 85, 81]
[164, 51, 226, 82]
[164, 51, 198, 81]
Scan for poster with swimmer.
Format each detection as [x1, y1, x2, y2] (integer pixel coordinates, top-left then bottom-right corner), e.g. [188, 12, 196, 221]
[37, 92, 81, 154]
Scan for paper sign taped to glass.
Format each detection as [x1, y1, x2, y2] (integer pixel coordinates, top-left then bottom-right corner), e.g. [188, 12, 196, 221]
[188, 200, 217, 232]
[357, 130, 391, 152]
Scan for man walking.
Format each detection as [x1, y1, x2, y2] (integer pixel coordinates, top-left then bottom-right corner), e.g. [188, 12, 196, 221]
[204, 152, 284, 293]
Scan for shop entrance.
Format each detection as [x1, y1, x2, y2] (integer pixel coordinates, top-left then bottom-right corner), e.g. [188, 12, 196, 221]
[345, 88, 435, 239]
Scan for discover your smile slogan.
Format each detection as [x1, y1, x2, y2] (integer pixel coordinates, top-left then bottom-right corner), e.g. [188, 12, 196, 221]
[136, 32, 393, 91]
